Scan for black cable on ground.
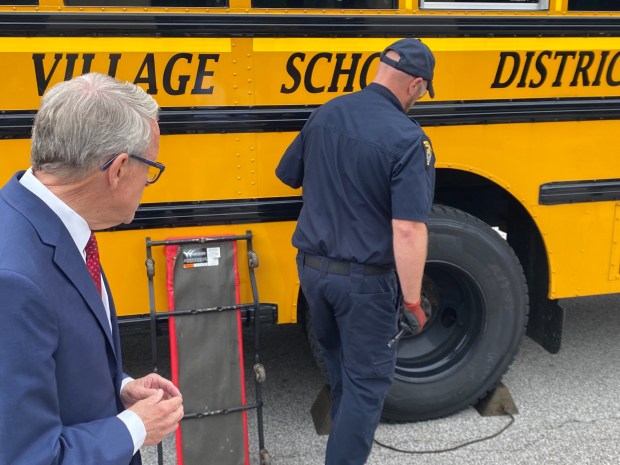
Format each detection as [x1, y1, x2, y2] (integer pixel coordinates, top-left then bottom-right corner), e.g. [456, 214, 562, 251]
[373, 412, 515, 455]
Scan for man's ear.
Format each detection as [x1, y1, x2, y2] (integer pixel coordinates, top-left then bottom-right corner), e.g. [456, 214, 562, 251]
[409, 77, 424, 96]
[105, 153, 129, 190]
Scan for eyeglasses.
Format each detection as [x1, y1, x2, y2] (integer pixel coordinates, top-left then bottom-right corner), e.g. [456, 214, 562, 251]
[100, 153, 166, 185]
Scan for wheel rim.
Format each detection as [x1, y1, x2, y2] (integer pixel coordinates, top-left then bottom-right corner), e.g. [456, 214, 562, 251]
[394, 260, 486, 383]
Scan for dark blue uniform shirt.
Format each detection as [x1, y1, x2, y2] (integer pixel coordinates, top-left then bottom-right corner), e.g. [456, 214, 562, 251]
[276, 83, 436, 267]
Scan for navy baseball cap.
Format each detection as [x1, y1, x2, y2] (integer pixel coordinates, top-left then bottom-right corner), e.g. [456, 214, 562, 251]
[380, 38, 436, 98]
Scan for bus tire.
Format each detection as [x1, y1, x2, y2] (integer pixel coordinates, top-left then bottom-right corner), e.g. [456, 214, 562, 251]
[382, 205, 529, 421]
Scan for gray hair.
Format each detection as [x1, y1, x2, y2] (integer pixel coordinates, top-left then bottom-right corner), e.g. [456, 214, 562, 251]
[31, 72, 159, 180]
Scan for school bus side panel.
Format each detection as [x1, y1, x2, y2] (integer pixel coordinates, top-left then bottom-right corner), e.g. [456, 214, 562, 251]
[2, 16, 620, 320]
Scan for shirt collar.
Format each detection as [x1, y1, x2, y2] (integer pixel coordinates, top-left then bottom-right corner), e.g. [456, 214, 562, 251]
[19, 168, 91, 255]
[364, 82, 406, 114]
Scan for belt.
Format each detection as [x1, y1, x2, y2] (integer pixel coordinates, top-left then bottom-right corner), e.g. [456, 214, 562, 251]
[303, 254, 392, 276]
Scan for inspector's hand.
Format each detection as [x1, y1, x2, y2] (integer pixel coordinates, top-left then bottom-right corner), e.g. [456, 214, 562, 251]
[121, 373, 182, 408]
[129, 389, 185, 446]
[401, 296, 432, 335]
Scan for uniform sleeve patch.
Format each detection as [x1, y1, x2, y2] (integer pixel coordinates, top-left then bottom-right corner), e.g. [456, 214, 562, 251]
[422, 139, 434, 170]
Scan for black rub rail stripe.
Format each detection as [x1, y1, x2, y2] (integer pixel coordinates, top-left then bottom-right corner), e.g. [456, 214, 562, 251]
[111, 179, 620, 233]
[539, 179, 620, 205]
[3, 98, 620, 139]
[3, 13, 620, 38]
[109, 196, 304, 231]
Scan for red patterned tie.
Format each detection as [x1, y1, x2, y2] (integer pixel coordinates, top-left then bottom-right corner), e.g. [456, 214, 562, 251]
[85, 232, 102, 295]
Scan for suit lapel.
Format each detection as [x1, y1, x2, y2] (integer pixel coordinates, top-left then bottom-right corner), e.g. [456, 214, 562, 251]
[104, 272, 128, 407]
[2, 173, 118, 366]
[53, 243, 117, 359]
[104, 272, 120, 353]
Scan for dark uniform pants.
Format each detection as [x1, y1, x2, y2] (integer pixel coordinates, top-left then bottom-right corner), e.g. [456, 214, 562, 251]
[297, 253, 399, 465]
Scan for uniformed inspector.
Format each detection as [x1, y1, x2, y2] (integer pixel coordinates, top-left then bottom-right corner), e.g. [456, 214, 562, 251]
[275, 38, 437, 465]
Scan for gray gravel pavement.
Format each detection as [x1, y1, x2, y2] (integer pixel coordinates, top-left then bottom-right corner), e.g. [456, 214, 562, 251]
[125, 293, 620, 465]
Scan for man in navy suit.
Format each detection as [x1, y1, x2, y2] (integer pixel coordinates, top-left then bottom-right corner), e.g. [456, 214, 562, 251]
[0, 73, 184, 465]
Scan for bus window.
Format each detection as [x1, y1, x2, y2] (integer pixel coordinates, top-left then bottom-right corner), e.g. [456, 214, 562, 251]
[64, 0, 228, 6]
[0, 1, 38, 5]
[251, 0, 396, 9]
[568, 0, 620, 11]
[420, 0, 547, 10]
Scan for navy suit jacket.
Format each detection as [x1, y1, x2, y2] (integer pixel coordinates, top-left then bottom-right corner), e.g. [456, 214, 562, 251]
[0, 172, 141, 465]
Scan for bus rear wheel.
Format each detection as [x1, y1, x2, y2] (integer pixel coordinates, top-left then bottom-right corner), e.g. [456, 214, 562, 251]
[382, 205, 528, 421]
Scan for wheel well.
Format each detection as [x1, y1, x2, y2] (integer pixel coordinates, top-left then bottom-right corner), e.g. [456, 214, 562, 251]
[435, 168, 520, 232]
[435, 168, 543, 292]
[435, 168, 563, 353]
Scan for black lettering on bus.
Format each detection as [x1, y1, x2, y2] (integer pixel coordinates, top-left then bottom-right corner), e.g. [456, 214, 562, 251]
[281, 52, 305, 94]
[33, 53, 63, 96]
[517, 51, 536, 88]
[360, 52, 380, 88]
[33, 53, 97, 95]
[134, 53, 158, 94]
[163, 53, 193, 96]
[593, 51, 610, 86]
[607, 51, 620, 86]
[570, 51, 595, 86]
[552, 51, 576, 87]
[529, 51, 551, 88]
[107, 53, 122, 78]
[64, 54, 79, 81]
[305, 53, 332, 93]
[328, 53, 362, 92]
[82, 54, 95, 75]
[491, 52, 520, 88]
[191, 53, 219, 95]
[65, 53, 95, 80]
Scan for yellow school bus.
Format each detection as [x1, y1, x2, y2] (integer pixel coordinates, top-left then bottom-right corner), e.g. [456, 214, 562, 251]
[1, 0, 619, 421]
